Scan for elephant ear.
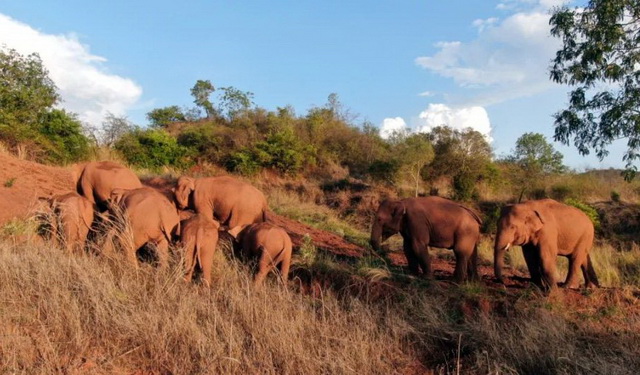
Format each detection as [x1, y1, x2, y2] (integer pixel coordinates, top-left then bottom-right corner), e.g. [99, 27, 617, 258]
[528, 210, 545, 232]
[389, 202, 406, 232]
[175, 177, 195, 209]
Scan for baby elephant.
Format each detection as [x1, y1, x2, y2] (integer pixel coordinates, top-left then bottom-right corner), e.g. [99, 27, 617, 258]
[180, 214, 220, 287]
[229, 223, 292, 286]
[41, 192, 95, 253]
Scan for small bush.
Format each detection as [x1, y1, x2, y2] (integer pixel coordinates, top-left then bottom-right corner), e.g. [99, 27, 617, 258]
[225, 150, 260, 176]
[566, 198, 601, 230]
[611, 190, 621, 202]
[550, 184, 575, 201]
[115, 128, 192, 170]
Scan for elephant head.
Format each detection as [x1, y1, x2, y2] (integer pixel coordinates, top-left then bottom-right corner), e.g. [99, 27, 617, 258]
[494, 204, 544, 282]
[370, 199, 405, 251]
[174, 176, 196, 209]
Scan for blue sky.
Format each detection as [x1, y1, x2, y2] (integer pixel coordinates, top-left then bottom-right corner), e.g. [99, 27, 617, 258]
[0, 0, 627, 169]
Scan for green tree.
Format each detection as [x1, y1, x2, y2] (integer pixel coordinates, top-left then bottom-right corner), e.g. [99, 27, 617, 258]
[146, 106, 186, 127]
[0, 47, 59, 148]
[218, 86, 254, 120]
[425, 126, 493, 200]
[550, 1, 640, 179]
[190, 80, 216, 118]
[389, 131, 434, 196]
[511, 132, 566, 174]
[0, 47, 89, 164]
[37, 109, 89, 164]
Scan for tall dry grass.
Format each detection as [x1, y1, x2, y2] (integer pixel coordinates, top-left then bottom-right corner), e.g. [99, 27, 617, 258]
[1, 233, 640, 374]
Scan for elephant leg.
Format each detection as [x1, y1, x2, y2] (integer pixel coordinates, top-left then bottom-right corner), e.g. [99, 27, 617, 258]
[183, 241, 196, 283]
[155, 238, 169, 269]
[539, 247, 558, 291]
[254, 257, 272, 287]
[278, 251, 292, 285]
[522, 245, 542, 286]
[564, 252, 586, 289]
[581, 254, 600, 288]
[200, 246, 216, 288]
[467, 245, 479, 281]
[453, 252, 469, 283]
[413, 242, 432, 279]
[402, 238, 420, 275]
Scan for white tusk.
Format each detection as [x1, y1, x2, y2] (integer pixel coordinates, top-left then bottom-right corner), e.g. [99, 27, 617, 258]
[503, 242, 511, 251]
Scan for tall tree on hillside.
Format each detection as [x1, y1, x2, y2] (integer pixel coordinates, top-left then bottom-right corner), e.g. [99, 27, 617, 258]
[511, 132, 566, 174]
[101, 112, 133, 147]
[425, 126, 493, 200]
[190, 80, 216, 119]
[0, 47, 88, 163]
[0, 48, 59, 147]
[550, 1, 640, 179]
[146, 106, 186, 128]
[218, 86, 254, 120]
[393, 132, 434, 197]
[507, 132, 566, 201]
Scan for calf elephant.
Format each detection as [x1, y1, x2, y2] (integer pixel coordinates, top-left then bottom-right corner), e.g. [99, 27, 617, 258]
[174, 176, 267, 228]
[494, 198, 599, 290]
[41, 192, 95, 253]
[229, 223, 292, 286]
[180, 214, 220, 287]
[108, 187, 180, 268]
[370, 196, 482, 283]
[75, 161, 142, 211]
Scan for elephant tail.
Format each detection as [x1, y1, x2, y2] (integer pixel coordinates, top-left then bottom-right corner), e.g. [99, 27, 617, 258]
[586, 254, 600, 287]
[195, 226, 204, 269]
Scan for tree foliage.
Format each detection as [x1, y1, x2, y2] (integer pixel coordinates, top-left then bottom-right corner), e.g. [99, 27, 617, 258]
[146, 106, 186, 128]
[190, 80, 216, 118]
[218, 86, 254, 120]
[0, 47, 88, 164]
[511, 132, 566, 174]
[550, 1, 640, 178]
[115, 128, 192, 170]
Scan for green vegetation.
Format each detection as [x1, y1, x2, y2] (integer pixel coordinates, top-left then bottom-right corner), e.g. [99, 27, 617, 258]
[550, 1, 640, 179]
[114, 128, 192, 171]
[0, 47, 89, 164]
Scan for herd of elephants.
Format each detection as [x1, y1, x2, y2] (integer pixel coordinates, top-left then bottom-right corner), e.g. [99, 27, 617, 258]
[38, 160, 599, 290]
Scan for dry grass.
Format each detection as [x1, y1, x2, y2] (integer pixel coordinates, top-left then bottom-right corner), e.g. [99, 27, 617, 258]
[1, 226, 640, 373]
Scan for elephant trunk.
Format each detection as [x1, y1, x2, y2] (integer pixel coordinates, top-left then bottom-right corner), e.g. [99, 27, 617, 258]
[370, 221, 382, 251]
[494, 233, 511, 283]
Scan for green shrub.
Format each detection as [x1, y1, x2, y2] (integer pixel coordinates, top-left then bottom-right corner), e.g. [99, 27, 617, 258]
[37, 109, 90, 164]
[115, 128, 192, 170]
[177, 124, 222, 163]
[611, 190, 621, 202]
[565, 198, 601, 230]
[550, 184, 575, 201]
[225, 150, 260, 176]
[452, 172, 477, 201]
[367, 159, 400, 183]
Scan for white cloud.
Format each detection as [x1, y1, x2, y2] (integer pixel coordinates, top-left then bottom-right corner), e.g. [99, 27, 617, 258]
[417, 104, 492, 141]
[380, 104, 492, 142]
[379, 117, 407, 139]
[0, 13, 142, 126]
[415, 0, 564, 106]
[418, 91, 435, 97]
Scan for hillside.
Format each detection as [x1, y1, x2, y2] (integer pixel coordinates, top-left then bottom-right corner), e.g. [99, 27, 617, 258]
[2, 153, 640, 373]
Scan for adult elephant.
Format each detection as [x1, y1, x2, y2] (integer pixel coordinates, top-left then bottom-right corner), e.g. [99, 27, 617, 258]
[108, 187, 180, 269]
[174, 176, 268, 229]
[370, 196, 482, 283]
[494, 198, 599, 290]
[75, 161, 142, 211]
